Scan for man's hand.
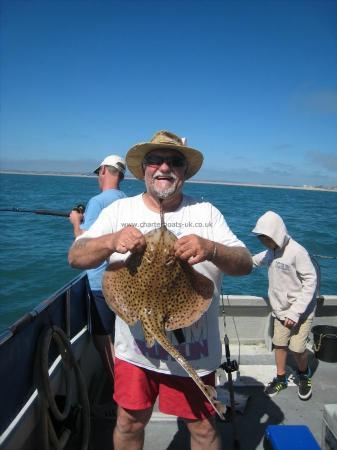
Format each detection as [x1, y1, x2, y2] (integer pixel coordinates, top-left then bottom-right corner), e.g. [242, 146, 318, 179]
[69, 210, 84, 238]
[174, 235, 214, 265]
[110, 226, 146, 254]
[69, 210, 83, 226]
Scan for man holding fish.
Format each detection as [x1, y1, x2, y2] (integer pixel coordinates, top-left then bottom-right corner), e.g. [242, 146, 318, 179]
[69, 130, 252, 450]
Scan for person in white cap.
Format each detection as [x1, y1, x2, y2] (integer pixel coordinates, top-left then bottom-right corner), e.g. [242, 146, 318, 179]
[69, 154, 127, 383]
[252, 211, 317, 401]
[69, 131, 252, 450]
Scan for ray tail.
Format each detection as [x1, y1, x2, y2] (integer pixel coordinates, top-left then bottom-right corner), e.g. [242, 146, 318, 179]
[151, 328, 226, 419]
[159, 200, 165, 227]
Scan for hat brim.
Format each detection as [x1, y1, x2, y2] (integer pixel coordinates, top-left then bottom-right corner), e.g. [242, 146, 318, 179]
[93, 164, 125, 176]
[126, 142, 203, 180]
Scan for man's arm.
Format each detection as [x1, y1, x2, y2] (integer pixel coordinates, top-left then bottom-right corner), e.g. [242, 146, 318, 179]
[68, 226, 146, 269]
[174, 235, 252, 276]
[210, 241, 252, 275]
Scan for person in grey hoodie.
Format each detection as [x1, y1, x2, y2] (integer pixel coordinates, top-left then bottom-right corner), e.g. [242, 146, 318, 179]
[252, 211, 317, 400]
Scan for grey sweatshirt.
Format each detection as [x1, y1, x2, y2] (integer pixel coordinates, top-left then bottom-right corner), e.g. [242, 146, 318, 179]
[252, 211, 317, 323]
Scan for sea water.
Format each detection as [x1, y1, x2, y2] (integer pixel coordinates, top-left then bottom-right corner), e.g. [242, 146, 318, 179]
[0, 173, 336, 333]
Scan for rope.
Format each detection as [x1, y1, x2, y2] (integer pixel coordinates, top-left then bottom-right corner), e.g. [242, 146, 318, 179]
[40, 328, 73, 421]
[313, 333, 337, 352]
[34, 326, 90, 450]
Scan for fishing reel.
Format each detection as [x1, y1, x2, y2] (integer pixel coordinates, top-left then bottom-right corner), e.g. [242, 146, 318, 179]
[220, 358, 239, 374]
[72, 204, 85, 214]
[220, 334, 239, 374]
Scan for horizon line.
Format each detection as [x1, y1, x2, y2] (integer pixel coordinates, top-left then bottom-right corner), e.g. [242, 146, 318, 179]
[0, 169, 336, 192]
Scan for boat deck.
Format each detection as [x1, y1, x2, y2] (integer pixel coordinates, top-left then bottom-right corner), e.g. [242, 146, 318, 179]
[2, 281, 336, 450]
[88, 342, 337, 450]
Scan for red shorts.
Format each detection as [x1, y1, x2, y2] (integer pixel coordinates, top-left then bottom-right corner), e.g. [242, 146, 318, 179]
[113, 358, 216, 420]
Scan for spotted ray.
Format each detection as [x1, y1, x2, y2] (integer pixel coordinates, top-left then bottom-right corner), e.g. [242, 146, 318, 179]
[102, 209, 226, 419]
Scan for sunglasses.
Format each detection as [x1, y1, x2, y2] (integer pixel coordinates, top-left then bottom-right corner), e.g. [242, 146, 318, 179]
[143, 155, 186, 168]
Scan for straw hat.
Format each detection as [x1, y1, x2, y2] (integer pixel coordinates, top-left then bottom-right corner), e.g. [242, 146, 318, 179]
[126, 130, 203, 180]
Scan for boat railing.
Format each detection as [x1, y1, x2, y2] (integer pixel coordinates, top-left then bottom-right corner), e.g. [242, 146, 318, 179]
[0, 273, 88, 346]
[0, 273, 91, 441]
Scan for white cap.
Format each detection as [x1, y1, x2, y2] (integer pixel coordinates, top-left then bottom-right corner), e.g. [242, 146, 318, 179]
[93, 155, 126, 175]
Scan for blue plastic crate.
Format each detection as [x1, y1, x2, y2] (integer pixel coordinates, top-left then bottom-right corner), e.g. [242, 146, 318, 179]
[265, 425, 321, 450]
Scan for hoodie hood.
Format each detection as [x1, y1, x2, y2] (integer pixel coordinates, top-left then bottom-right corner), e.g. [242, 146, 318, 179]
[252, 211, 290, 248]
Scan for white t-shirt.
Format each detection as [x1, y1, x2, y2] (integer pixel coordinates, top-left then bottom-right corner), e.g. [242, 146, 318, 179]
[80, 194, 245, 376]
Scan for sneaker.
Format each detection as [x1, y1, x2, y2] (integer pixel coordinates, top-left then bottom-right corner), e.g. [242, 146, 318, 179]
[264, 377, 288, 397]
[298, 370, 312, 400]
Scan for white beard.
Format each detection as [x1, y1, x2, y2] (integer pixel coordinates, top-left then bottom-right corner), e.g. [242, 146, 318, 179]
[151, 171, 179, 199]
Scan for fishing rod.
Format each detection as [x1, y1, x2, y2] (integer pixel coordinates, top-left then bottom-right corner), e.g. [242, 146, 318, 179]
[221, 334, 240, 450]
[0, 204, 85, 218]
[219, 294, 240, 448]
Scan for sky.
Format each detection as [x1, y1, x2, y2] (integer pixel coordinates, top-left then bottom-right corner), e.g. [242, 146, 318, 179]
[1, 0, 337, 187]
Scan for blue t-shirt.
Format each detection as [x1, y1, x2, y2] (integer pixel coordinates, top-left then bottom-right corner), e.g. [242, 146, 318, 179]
[81, 189, 127, 290]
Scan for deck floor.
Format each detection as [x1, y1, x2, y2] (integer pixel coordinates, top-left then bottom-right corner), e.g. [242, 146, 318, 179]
[84, 346, 337, 450]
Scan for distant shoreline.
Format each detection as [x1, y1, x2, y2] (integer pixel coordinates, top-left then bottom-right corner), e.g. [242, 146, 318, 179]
[0, 170, 336, 192]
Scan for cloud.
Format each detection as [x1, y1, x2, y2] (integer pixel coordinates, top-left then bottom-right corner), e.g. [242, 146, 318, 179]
[306, 150, 337, 172]
[198, 157, 337, 187]
[295, 89, 337, 114]
[0, 158, 98, 173]
[196, 165, 295, 185]
[274, 144, 292, 151]
[1, 155, 336, 187]
[262, 166, 293, 177]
